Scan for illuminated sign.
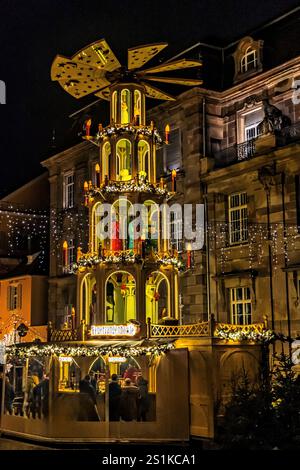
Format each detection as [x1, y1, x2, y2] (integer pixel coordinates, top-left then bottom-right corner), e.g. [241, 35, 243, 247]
[90, 323, 139, 337]
[59, 356, 73, 363]
[108, 356, 127, 363]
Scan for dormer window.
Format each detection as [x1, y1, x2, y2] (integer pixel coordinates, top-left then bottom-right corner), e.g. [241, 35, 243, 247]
[233, 36, 263, 83]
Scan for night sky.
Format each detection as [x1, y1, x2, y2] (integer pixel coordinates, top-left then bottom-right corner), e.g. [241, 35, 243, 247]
[0, 0, 299, 196]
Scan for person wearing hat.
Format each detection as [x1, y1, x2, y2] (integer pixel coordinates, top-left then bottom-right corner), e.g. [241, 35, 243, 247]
[119, 378, 139, 421]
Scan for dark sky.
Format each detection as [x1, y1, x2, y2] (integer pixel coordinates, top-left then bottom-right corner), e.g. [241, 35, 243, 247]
[0, 0, 299, 196]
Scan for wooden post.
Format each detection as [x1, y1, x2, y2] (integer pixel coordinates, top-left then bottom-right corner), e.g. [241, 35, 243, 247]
[210, 313, 215, 337]
[147, 317, 151, 339]
[80, 319, 86, 341]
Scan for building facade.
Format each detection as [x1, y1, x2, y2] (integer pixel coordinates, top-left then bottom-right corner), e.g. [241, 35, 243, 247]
[3, 10, 300, 442]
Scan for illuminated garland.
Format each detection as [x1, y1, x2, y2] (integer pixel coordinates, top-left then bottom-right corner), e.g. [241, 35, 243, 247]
[6, 341, 174, 359]
[70, 252, 185, 273]
[92, 124, 163, 145]
[87, 181, 170, 197]
[214, 325, 276, 342]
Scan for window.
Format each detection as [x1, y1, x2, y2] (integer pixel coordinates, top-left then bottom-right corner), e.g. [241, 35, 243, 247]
[241, 47, 257, 73]
[233, 37, 263, 84]
[170, 212, 183, 252]
[63, 239, 75, 272]
[102, 142, 111, 182]
[7, 284, 22, 310]
[112, 91, 117, 122]
[228, 192, 248, 244]
[116, 139, 132, 180]
[230, 287, 252, 325]
[63, 172, 74, 209]
[121, 89, 130, 124]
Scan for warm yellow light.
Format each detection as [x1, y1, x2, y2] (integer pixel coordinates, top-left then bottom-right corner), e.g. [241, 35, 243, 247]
[95, 163, 100, 173]
[62, 240, 68, 249]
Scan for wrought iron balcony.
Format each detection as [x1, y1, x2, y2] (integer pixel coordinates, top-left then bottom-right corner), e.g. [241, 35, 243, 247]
[214, 122, 300, 169]
[214, 138, 256, 168]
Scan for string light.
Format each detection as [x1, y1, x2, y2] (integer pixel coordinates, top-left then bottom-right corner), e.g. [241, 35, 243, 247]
[6, 341, 175, 359]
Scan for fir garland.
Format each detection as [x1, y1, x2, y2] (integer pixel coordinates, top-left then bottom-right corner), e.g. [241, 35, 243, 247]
[6, 341, 174, 359]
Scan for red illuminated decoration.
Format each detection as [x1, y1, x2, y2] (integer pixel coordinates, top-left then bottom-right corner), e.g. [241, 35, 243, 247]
[171, 169, 177, 192]
[95, 163, 101, 188]
[85, 118, 92, 138]
[62, 240, 68, 267]
[165, 123, 170, 144]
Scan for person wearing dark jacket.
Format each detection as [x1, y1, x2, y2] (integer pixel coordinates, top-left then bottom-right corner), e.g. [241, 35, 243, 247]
[120, 378, 139, 421]
[109, 374, 122, 421]
[137, 376, 150, 421]
[78, 375, 99, 421]
[4, 375, 15, 415]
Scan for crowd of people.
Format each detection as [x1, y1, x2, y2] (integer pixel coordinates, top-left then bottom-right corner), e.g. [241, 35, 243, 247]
[78, 368, 151, 422]
[0, 370, 49, 419]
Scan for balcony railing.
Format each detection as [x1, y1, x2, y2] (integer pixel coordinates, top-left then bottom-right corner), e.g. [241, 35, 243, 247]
[214, 122, 300, 169]
[48, 318, 269, 342]
[214, 139, 256, 168]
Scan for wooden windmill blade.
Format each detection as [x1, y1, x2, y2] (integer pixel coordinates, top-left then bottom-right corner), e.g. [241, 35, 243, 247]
[72, 39, 122, 72]
[141, 82, 175, 101]
[127, 42, 168, 70]
[138, 58, 202, 75]
[145, 76, 203, 86]
[94, 86, 111, 101]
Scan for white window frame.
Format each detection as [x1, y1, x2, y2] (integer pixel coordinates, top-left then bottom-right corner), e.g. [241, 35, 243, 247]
[240, 47, 257, 73]
[230, 287, 252, 325]
[63, 171, 75, 209]
[228, 192, 248, 245]
[8, 284, 22, 311]
[170, 212, 183, 252]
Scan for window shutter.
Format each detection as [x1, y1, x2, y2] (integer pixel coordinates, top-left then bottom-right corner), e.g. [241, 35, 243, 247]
[17, 284, 22, 309]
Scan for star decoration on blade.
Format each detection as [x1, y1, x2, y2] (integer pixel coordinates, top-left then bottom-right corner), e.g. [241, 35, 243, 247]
[51, 39, 203, 100]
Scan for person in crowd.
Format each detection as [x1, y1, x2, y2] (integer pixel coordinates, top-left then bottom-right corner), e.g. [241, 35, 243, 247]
[120, 378, 139, 421]
[109, 374, 122, 421]
[137, 376, 150, 422]
[89, 370, 97, 391]
[4, 375, 15, 415]
[123, 365, 139, 383]
[33, 373, 49, 419]
[78, 375, 100, 421]
[24, 374, 39, 418]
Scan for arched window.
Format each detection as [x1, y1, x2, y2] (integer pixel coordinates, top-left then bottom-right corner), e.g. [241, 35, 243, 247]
[112, 91, 117, 122]
[240, 47, 257, 73]
[112, 198, 133, 251]
[80, 273, 97, 325]
[137, 140, 150, 180]
[121, 89, 130, 124]
[145, 271, 170, 323]
[92, 202, 104, 252]
[144, 200, 160, 252]
[116, 139, 132, 181]
[105, 271, 136, 324]
[134, 90, 141, 124]
[102, 141, 111, 182]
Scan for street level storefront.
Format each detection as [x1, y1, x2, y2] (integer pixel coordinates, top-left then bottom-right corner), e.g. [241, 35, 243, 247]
[0, 319, 269, 442]
[1, 339, 190, 442]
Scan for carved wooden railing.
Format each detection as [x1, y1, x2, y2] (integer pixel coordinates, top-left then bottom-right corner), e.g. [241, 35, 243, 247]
[48, 317, 269, 342]
[148, 321, 210, 338]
